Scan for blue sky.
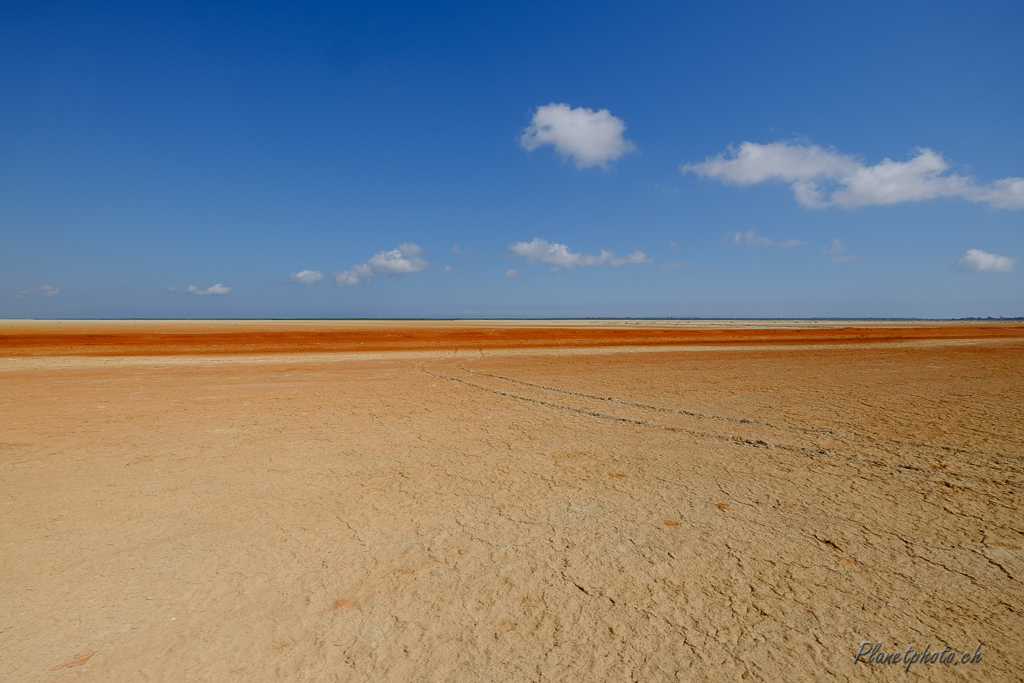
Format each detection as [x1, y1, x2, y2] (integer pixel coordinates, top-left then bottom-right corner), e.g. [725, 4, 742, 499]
[2, 0, 1021, 318]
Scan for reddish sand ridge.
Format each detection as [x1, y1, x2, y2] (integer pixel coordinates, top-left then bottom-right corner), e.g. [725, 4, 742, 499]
[1, 319, 1021, 356]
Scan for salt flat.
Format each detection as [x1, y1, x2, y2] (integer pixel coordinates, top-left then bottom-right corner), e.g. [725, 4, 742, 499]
[1, 322, 1022, 681]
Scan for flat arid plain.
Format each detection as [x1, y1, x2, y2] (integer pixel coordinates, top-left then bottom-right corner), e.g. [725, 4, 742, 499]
[2, 320, 1022, 682]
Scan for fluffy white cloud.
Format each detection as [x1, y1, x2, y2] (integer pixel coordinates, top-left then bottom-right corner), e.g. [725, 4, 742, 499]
[368, 243, 428, 274]
[823, 238, 859, 262]
[957, 248, 1015, 272]
[288, 270, 324, 285]
[728, 230, 804, 249]
[13, 285, 59, 298]
[683, 141, 1024, 210]
[187, 283, 230, 295]
[335, 266, 371, 286]
[509, 238, 652, 269]
[510, 238, 606, 267]
[520, 103, 637, 169]
[335, 243, 428, 286]
[505, 269, 521, 278]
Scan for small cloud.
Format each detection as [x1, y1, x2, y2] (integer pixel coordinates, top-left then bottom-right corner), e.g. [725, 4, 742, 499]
[957, 248, 1015, 272]
[648, 181, 678, 195]
[823, 238, 860, 262]
[510, 238, 605, 267]
[13, 285, 59, 299]
[442, 265, 452, 272]
[450, 245, 469, 255]
[368, 243, 428, 274]
[668, 240, 681, 250]
[334, 267, 370, 286]
[288, 270, 324, 285]
[335, 243, 428, 286]
[659, 262, 687, 270]
[186, 283, 231, 295]
[622, 251, 654, 265]
[683, 140, 1024, 210]
[509, 238, 653, 269]
[823, 239, 845, 255]
[166, 286, 178, 292]
[729, 230, 774, 248]
[728, 230, 806, 250]
[519, 103, 638, 169]
[505, 269, 521, 278]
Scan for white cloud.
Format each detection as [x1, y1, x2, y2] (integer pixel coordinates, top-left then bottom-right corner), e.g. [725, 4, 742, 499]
[729, 230, 773, 248]
[335, 266, 371, 286]
[957, 248, 1015, 272]
[166, 286, 178, 292]
[450, 245, 469, 255]
[659, 262, 686, 270]
[509, 238, 652, 270]
[728, 230, 805, 249]
[510, 239, 607, 268]
[683, 141, 1024, 210]
[368, 243, 428, 274]
[186, 283, 231, 295]
[520, 103, 637, 169]
[335, 243, 428, 286]
[975, 178, 1024, 210]
[442, 265, 452, 272]
[505, 269, 521, 278]
[622, 251, 654, 265]
[288, 270, 324, 285]
[13, 285, 59, 298]
[823, 238, 860, 262]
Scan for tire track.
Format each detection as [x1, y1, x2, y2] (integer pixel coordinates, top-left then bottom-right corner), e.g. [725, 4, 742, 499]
[419, 365, 799, 454]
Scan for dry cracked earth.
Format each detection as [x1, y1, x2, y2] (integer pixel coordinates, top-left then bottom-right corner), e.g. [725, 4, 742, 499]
[1, 321, 1022, 681]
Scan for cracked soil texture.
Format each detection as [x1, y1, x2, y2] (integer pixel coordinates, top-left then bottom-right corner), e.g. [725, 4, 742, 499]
[1, 321, 1021, 682]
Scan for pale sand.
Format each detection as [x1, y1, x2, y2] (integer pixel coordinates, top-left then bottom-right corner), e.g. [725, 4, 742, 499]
[1, 322, 1021, 681]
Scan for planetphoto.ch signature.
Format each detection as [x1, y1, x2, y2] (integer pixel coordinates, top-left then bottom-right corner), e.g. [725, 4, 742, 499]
[855, 642, 982, 672]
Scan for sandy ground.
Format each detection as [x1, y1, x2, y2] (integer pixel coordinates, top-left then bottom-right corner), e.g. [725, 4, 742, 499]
[1, 321, 1022, 681]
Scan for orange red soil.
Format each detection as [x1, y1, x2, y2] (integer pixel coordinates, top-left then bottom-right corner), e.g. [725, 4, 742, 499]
[2, 319, 1022, 356]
